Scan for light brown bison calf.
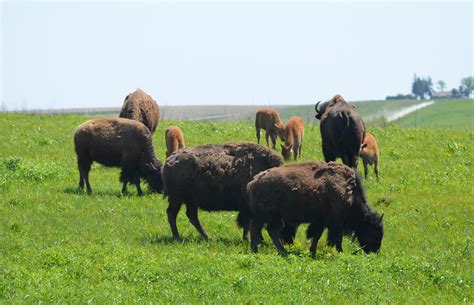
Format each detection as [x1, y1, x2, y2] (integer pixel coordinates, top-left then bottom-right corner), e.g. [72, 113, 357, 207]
[281, 116, 304, 161]
[165, 126, 185, 157]
[359, 132, 380, 180]
[255, 108, 286, 149]
[120, 88, 160, 133]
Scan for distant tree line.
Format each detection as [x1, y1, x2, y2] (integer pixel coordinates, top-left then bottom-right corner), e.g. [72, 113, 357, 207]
[386, 76, 473, 100]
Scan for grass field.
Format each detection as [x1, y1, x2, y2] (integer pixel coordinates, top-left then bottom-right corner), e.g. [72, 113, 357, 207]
[395, 99, 474, 130]
[0, 114, 473, 303]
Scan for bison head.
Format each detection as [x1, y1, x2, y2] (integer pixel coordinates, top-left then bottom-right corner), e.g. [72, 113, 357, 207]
[280, 143, 293, 161]
[143, 161, 163, 193]
[356, 213, 384, 253]
[314, 101, 329, 120]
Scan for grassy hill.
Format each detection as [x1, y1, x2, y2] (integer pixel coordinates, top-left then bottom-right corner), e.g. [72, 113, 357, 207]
[395, 99, 473, 130]
[0, 114, 473, 303]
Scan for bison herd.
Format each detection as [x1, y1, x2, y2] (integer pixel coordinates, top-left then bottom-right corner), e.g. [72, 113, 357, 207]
[73, 89, 383, 256]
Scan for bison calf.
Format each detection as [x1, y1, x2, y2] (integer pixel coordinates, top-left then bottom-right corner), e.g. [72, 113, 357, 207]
[281, 116, 304, 161]
[165, 126, 185, 157]
[247, 162, 384, 256]
[74, 118, 163, 195]
[120, 88, 160, 133]
[255, 108, 286, 149]
[359, 132, 380, 180]
[162, 142, 283, 241]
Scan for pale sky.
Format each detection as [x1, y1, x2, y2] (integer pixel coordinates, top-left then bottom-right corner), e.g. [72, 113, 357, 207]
[1, 1, 473, 110]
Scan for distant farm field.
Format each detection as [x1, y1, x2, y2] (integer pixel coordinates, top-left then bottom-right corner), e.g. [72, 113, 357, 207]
[395, 99, 474, 130]
[0, 114, 473, 303]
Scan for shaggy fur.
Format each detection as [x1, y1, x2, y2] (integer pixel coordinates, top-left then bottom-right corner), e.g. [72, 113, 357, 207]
[165, 126, 185, 157]
[314, 95, 366, 168]
[255, 108, 286, 149]
[281, 116, 305, 161]
[247, 162, 384, 256]
[360, 132, 380, 180]
[119, 89, 160, 133]
[74, 118, 163, 195]
[162, 142, 283, 241]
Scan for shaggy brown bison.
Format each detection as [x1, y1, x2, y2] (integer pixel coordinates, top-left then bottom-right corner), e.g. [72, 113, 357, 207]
[255, 108, 286, 149]
[247, 162, 384, 256]
[360, 132, 380, 180]
[281, 116, 304, 161]
[119, 89, 160, 133]
[315, 95, 365, 168]
[165, 126, 185, 157]
[162, 142, 283, 241]
[74, 118, 163, 195]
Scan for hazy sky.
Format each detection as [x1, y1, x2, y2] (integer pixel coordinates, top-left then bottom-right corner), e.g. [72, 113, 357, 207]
[1, 1, 473, 110]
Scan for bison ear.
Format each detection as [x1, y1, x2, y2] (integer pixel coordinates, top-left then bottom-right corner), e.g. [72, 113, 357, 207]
[280, 143, 285, 150]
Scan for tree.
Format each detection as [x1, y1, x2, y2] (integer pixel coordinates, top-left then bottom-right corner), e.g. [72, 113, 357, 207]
[412, 75, 433, 99]
[461, 76, 474, 98]
[436, 80, 446, 92]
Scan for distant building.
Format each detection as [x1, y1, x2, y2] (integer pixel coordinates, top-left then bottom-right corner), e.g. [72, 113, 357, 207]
[431, 90, 463, 99]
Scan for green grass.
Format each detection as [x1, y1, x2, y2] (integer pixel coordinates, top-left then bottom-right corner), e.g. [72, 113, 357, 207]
[0, 114, 473, 303]
[395, 99, 474, 130]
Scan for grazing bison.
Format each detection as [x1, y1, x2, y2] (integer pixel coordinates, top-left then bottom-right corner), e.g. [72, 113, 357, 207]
[281, 116, 305, 161]
[165, 126, 185, 157]
[360, 132, 380, 180]
[315, 95, 365, 168]
[119, 89, 160, 133]
[74, 118, 163, 195]
[255, 108, 286, 149]
[162, 142, 283, 241]
[247, 162, 384, 256]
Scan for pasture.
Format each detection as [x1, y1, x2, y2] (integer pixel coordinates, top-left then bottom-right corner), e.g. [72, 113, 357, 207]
[0, 113, 473, 303]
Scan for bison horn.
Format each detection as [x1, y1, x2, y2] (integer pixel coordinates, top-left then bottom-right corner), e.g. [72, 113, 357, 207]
[315, 101, 322, 113]
[376, 214, 384, 225]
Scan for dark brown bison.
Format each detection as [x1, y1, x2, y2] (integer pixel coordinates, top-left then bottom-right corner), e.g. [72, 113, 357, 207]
[247, 162, 384, 256]
[162, 142, 283, 241]
[119, 89, 160, 133]
[281, 116, 305, 161]
[255, 108, 286, 149]
[315, 95, 365, 168]
[74, 118, 163, 195]
[165, 126, 185, 157]
[360, 132, 380, 180]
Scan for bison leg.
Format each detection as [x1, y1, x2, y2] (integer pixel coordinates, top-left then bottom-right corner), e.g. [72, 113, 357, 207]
[167, 198, 182, 240]
[270, 133, 277, 150]
[250, 218, 265, 253]
[279, 223, 298, 245]
[78, 158, 92, 194]
[265, 131, 270, 147]
[307, 223, 324, 258]
[327, 225, 343, 253]
[363, 159, 369, 179]
[256, 128, 261, 144]
[267, 216, 286, 255]
[237, 212, 250, 241]
[374, 158, 379, 180]
[322, 144, 336, 163]
[185, 204, 209, 241]
[121, 181, 128, 194]
[131, 176, 143, 196]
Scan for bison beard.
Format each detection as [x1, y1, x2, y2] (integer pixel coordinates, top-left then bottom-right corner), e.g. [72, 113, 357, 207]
[162, 142, 283, 241]
[247, 162, 384, 256]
